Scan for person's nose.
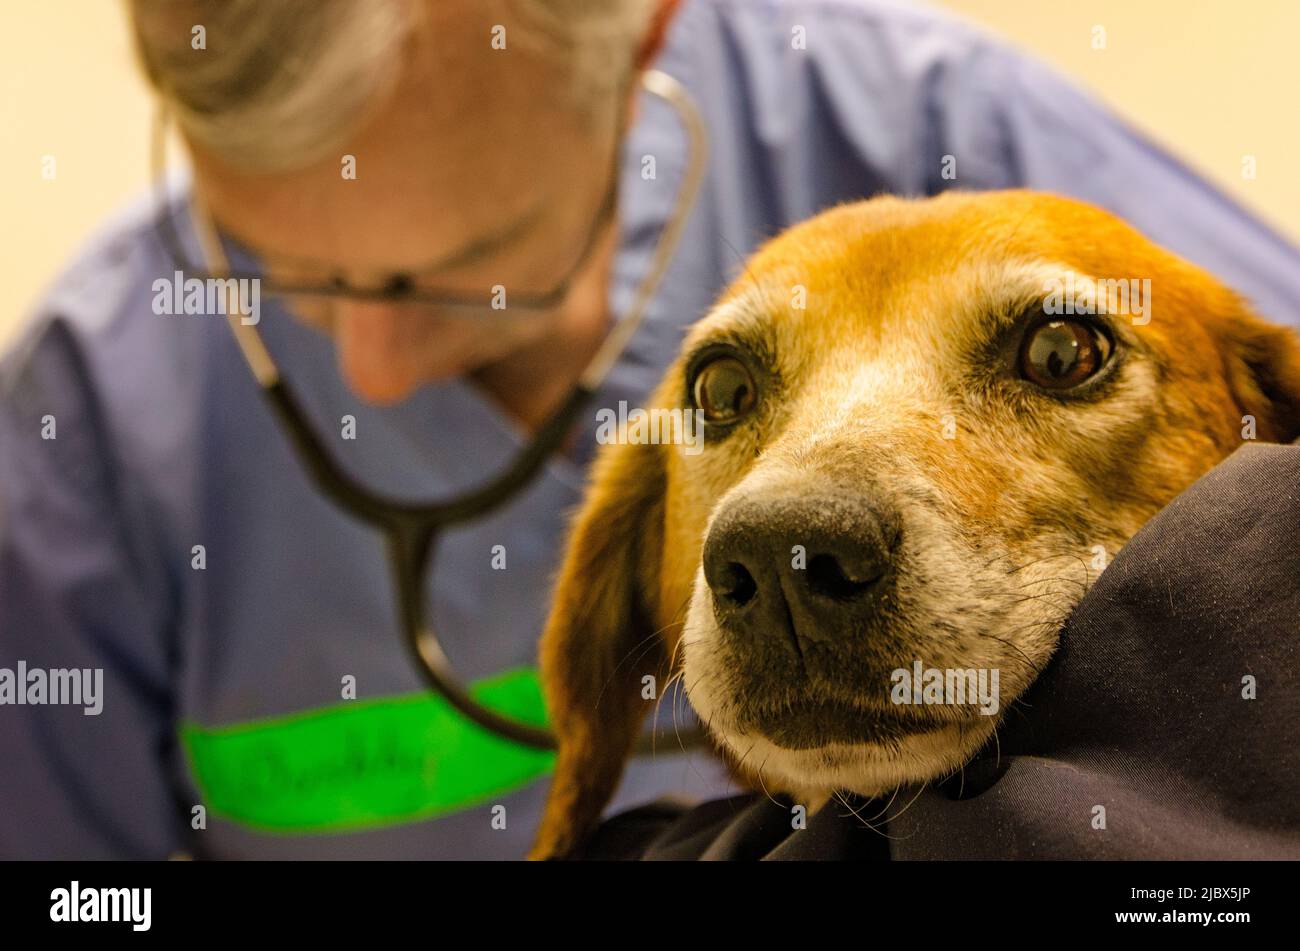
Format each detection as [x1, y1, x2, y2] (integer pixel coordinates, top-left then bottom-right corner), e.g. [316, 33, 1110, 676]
[702, 488, 900, 652]
[333, 302, 425, 404]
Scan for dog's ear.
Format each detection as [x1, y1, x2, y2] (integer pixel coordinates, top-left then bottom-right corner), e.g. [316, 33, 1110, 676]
[530, 437, 668, 860]
[1216, 303, 1300, 444]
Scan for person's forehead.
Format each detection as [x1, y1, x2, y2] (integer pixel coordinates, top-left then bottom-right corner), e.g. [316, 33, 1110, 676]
[191, 66, 614, 275]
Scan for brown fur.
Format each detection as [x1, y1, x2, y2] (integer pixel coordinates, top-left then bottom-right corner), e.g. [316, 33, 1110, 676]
[530, 190, 1300, 859]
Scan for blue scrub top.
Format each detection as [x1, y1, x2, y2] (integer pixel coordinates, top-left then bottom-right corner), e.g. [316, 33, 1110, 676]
[3, 0, 1299, 858]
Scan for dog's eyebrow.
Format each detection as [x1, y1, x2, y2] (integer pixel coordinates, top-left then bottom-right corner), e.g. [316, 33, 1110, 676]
[686, 300, 779, 371]
[974, 262, 1151, 333]
[970, 268, 1059, 333]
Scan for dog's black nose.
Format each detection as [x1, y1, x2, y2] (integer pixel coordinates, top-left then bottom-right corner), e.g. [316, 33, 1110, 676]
[702, 489, 899, 651]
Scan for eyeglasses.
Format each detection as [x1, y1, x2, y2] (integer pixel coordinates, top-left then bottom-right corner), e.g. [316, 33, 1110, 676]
[152, 85, 628, 317]
[159, 69, 709, 751]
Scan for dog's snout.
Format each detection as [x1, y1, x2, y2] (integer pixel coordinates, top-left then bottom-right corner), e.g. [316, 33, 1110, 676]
[703, 489, 898, 650]
[806, 550, 884, 599]
[712, 560, 760, 608]
[710, 546, 881, 611]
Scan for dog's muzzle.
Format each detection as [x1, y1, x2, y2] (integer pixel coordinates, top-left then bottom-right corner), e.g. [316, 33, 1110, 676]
[698, 485, 927, 747]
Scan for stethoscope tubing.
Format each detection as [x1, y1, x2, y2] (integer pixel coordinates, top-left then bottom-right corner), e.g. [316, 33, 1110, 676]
[183, 69, 709, 752]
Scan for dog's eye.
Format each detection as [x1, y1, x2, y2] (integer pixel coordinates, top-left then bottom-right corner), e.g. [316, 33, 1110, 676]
[1018, 319, 1112, 390]
[693, 356, 757, 423]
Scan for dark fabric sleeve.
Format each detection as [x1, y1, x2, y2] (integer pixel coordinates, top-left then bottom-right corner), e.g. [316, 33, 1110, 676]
[888, 442, 1300, 859]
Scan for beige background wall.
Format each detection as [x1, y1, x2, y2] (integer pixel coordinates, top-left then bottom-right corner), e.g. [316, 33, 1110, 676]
[941, 0, 1299, 237]
[2, 3, 156, 342]
[3, 1, 1297, 346]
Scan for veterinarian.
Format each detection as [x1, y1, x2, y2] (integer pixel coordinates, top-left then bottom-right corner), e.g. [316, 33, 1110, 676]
[2, 0, 1298, 860]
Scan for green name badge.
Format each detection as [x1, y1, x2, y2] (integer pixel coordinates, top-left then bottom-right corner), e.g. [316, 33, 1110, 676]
[180, 667, 554, 833]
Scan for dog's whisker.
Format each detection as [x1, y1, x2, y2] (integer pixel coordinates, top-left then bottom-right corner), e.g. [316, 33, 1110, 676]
[834, 790, 893, 836]
[651, 667, 686, 738]
[752, 754, 788, 813]
[591, 594, 697, 714]
[869, 782, 929, 839]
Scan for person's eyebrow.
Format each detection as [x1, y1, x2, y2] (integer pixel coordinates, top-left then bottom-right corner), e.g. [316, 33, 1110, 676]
[411, 199, 549, 275]
[256, 198, 550, 282]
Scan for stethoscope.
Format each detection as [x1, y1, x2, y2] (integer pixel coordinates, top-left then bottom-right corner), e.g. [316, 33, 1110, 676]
[155, 70, 707, 750]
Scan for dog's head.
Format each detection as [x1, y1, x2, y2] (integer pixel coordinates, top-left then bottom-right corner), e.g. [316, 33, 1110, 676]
[531, 190, 1300, 859]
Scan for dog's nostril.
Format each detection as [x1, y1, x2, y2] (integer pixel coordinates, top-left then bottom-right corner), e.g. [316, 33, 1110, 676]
[806, 553, 882, 600]
[717, 561, 759, 608]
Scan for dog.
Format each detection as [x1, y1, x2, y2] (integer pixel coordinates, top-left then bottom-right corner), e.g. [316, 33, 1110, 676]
[530, 190, 1300, 860]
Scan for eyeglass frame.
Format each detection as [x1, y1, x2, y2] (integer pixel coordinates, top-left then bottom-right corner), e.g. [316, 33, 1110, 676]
[151, 74, 630, 314]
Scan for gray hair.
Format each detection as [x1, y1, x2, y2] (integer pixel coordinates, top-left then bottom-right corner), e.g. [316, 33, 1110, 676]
[129, 0, 656, 172]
